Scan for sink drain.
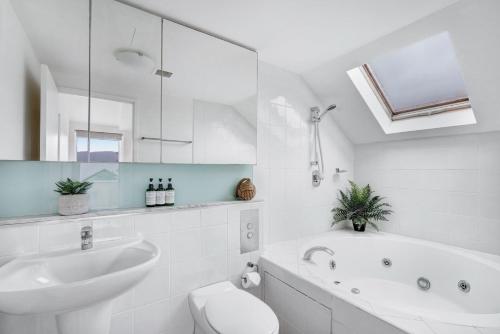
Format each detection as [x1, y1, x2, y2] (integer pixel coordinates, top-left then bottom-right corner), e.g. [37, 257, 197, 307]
[333, 281, 341, 285]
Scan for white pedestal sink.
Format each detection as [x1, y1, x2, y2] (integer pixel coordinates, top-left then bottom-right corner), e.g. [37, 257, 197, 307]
[0, 236, 160, 334]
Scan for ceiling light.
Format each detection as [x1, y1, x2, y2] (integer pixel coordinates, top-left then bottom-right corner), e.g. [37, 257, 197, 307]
[114, 49, 155, 73]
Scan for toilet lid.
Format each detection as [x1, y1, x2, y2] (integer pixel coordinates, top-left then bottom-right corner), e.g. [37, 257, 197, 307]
[204, 289, 278, 334]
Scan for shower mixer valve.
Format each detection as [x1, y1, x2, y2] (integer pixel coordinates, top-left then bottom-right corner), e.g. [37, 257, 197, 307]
[312, 170, 322, 187]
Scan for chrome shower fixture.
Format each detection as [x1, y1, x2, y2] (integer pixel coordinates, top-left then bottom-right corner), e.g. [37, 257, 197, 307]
[311, 104, 337, 187]
[311, 104, 336, 123]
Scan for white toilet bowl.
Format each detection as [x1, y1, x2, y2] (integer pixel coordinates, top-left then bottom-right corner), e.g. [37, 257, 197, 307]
[188, 281, 279, 334]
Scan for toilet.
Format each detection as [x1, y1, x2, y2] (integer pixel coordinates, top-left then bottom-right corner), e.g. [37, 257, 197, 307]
[188, 281, 279, 334]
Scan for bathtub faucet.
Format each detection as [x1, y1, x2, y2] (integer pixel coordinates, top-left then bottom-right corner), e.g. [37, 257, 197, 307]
[303, 246, 335, 261]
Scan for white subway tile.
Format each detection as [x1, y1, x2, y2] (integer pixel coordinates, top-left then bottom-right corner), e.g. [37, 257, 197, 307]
[200, 207, 227, 227]
[448, 193, 479, 217]
[228, 217, 241, 251]
[420, 170, 448, 191]
[0, 224, 38, 257]
[168, 294, 194, 334]
[479, 194, 500, 220]
[134, 213, 171, 235]
[445, 170, 479, 193]
[200, 255, 228, 287]
[478, 171, 500, 195]
[201, 225, 227, 257]
[93, 216, 134, 241]
[171, 259, 203, 296]
[170, 210, 200, 231]
[110, 311, 133, 334]
[112, 289, 134, 315]
[134, 265, 170, 307]
[478, 132, 500, 171]
[134, 300, 170, 334]
[38, 221, 80, 252]
[267, 126, 286, 169]
[170, 229, 202, 261]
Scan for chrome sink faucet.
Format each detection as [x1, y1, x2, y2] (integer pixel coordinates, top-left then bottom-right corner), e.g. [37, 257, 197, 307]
[303, 246, 334, 261]
[81, 225, 93, 250]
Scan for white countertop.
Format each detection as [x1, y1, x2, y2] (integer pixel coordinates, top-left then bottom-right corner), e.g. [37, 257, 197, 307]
[0, 199, 263, 226]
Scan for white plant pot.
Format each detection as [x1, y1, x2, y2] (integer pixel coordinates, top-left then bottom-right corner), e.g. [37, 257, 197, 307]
[58, 194, 89, 216]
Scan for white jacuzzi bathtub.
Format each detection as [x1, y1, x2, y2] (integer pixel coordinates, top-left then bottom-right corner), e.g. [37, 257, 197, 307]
[261, 230, 500, 333]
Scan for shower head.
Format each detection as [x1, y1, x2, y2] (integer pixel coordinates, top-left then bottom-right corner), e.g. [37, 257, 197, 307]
[320, 104, 336, 118]
[311, 104, 337, 122]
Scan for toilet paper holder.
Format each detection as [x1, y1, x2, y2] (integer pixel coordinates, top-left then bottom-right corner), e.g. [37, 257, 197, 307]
[245, 262, 259, 273]
[241, 262, 261, 288]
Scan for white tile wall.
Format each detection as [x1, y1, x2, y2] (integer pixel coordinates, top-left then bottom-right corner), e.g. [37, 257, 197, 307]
[0, 61, 356, 334]
[255, 62, 355, 244]
[0, 202, 263, 334]
[355, 132, 500, 255]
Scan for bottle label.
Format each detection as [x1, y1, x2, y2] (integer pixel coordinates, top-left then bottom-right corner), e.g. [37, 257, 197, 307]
[146, 192, 156, 206]
[165, 190, 175, 205]
[156, 191, 166, 206]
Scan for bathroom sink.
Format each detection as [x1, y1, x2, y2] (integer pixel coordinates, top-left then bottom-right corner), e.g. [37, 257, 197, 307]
[0, 236, 159, 334]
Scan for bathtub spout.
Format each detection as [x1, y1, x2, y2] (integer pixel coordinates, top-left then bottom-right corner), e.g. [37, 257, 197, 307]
[303, 246, 335, 261]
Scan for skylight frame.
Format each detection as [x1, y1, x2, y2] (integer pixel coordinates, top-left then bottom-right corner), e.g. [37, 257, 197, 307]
[361, 63, 472, 121]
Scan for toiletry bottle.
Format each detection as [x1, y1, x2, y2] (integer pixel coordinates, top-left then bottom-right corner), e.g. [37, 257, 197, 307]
[156, 178, 166, 206]
[165, 178, 175, 206]
[146, 178, 156, 207]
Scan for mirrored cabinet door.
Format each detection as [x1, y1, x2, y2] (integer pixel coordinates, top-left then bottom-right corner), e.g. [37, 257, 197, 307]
[162, 20, 258, 164]
[89, 0, 162, 163]
[0, 0, 257, 164]
[0, 0, 90, 161]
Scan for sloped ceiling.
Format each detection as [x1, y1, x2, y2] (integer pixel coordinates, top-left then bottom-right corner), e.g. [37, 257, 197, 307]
[122, 0, 500, 144]
[120, 0, 459, 73]
[302, 0, 500, 144]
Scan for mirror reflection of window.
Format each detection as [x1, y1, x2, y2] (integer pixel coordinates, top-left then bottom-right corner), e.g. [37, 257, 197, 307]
[76, 131, 122, 163]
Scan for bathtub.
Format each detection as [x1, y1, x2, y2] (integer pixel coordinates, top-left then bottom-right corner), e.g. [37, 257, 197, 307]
[260, 230, 500, 334]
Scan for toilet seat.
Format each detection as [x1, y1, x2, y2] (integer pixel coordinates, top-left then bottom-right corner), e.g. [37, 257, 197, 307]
[204, 289, 279, 334]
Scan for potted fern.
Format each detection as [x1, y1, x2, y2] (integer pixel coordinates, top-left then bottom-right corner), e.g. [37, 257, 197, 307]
[332, 181, 392, 232]
[55, 178, 93, 216]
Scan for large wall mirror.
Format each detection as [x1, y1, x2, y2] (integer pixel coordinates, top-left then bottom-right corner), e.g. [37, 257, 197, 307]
[1, 0, 90, 162]
[0, 0, 257, 164]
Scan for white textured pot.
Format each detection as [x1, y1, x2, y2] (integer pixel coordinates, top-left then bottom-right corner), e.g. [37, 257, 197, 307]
[58, 194, 89, 216]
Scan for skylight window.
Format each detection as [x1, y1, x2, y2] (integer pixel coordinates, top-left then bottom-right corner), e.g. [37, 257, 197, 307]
[348, 32, 476, 134]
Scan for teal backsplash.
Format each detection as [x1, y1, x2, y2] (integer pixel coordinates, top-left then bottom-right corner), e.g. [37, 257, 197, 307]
[0, 161, 253, 218]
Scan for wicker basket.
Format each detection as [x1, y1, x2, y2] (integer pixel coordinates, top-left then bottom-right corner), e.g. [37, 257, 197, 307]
[235, 178, 256, 201]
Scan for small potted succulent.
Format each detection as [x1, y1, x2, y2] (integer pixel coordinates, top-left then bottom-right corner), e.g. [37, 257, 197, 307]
[55, 178, 93, 216]
[332, 181, 392, 232]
